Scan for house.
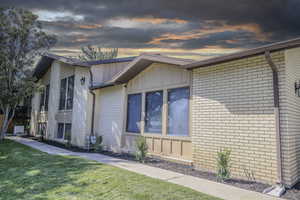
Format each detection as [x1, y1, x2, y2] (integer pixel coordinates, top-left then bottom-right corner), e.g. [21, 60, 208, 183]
[30, 53, 134, 147]
[31, 37, 300, 188]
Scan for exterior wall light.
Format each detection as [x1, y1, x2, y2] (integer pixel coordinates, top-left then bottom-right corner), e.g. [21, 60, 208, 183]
[80, 77, 86, 85]
[295, 81, 300, 97]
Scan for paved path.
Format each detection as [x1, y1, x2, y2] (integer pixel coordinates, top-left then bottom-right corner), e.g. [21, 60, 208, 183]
[9, 137, 282, 200]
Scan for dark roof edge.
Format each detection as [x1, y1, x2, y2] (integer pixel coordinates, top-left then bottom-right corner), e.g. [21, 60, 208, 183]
[85, 56, 137, 65]
[33, 53, 91, 80]
[185, 37, 300, 69]
[90, 82, 119, 90]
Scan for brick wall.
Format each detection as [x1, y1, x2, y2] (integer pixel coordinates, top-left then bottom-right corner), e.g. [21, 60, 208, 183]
[191, 52, 285, 184]
[280, 48, 300, 186]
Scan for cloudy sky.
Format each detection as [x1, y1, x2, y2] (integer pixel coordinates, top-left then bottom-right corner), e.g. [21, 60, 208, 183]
[1, 0, 300, 60]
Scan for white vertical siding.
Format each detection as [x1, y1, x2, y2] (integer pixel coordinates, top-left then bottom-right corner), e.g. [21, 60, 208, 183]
[71, 67, 91, 148]
[94, 85, 125, 152]
[47, 61, 61, 140]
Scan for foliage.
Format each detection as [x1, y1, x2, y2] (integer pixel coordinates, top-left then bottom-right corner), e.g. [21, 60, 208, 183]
[216, 149, 231, 182]
[94, 135, 103, 152]
[0, 139, 220, 200]
[135, 136, 148, 163]
[0, 7, 56, 140]
[78, 45, 118, 61]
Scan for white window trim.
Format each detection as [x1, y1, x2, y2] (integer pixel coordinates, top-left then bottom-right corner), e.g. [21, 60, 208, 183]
[59, 76, 74, 111]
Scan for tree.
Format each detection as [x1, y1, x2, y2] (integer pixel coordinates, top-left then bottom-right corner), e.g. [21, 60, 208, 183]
[78, 45, 118, 61]
[0, 7, 56, 141]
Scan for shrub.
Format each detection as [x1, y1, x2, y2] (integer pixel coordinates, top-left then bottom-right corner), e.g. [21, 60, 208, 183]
[94, 136, 103, 152]
[135, 136, 148, 163]
[216, 149, 231, 182]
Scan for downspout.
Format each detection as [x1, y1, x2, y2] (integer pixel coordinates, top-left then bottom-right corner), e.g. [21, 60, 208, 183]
[264, 51, 283, 185]
[89, 69, 96, 139]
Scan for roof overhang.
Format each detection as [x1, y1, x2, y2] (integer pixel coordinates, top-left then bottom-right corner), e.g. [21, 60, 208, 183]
[90, 54, 193, 90]
[110, 54, 193, 84]
[185, 37, 300, 70]
[33, 53, 91, 80]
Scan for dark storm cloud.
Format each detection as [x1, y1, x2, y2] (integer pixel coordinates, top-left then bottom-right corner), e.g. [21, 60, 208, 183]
[55, 26, 160, 49]
[1, 0, 300, 56]
[161, 31, 270, 49]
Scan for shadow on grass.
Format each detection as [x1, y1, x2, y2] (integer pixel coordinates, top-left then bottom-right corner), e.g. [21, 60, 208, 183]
[0, 139, 101, 200]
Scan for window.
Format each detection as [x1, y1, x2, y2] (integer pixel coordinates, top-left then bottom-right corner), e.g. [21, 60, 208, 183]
[39, 84, 50, 111]
[145, 91, 163, 133]
[57, 123, 72, 140]
[126, 93, 142, 133]
[39, 90, 45, 111]
[45, 85, 50, 111]
[59, 75, 74, 110]
[66, 76, 74, 110]
[57, 123, 64, 139]
[168, 87, 189, 136]
[37, 123, 47, 137]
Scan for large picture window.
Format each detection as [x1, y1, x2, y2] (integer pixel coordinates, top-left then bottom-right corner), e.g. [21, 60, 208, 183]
[145, 91, 163, 133]
[57, 123, 72, 140]
[126, 93, 142, 133]
[39, 84, 50, 111]
[168, 87, 189, 136]
[59, 75, 74, 110]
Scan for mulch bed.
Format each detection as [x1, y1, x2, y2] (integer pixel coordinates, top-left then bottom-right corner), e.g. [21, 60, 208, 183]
[282, 182, 300, 200]
[100, 151, 270, 194]
[20, 135, 299, 199]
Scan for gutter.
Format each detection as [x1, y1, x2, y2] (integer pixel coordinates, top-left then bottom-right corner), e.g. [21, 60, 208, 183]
[264, 51, 284, 188]
[89, 69, 96, 138]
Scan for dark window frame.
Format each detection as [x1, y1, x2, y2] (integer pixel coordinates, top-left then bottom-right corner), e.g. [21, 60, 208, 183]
[144, 90, 163, 134]
[39, 84, 50, 112]
[59, 75, 75, 110]
[126, 93, 142, 133]
[56, 123, 72, 140]
[167, 87, 190, 136]
[37, 122, 47, 136]
[45, 84, 50, 111]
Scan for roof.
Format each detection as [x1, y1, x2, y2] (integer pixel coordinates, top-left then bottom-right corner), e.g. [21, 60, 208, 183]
[185, 37, 300, 69]
[33, 54, 136, 80]
[111, 54, 193, 84]
[91, 54, 194, 90]
[90, 82, 115, 90]
[85, 56, 136, 65]
[33, 53, 90, 80]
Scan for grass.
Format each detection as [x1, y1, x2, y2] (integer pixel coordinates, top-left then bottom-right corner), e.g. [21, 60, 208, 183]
[0, 139, 222, 200]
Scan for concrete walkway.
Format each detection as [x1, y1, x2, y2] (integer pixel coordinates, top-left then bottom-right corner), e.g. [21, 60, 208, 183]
[9, 137, 282, 200]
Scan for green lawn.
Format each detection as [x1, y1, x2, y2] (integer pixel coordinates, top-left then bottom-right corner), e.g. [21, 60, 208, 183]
[0, 140, 222, 200]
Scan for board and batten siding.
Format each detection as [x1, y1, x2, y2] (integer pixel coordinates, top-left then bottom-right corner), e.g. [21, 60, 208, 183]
[123, 63, 192, 162]
[191, 52, 286, 184]
[91, 62, 130, 84]
[94, 85, 125, 152]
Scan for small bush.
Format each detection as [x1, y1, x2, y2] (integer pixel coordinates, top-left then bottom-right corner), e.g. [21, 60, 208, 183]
[135, 136, 148, 163]
[216, 149, 231, 182]
[94, 136, 103, 152]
